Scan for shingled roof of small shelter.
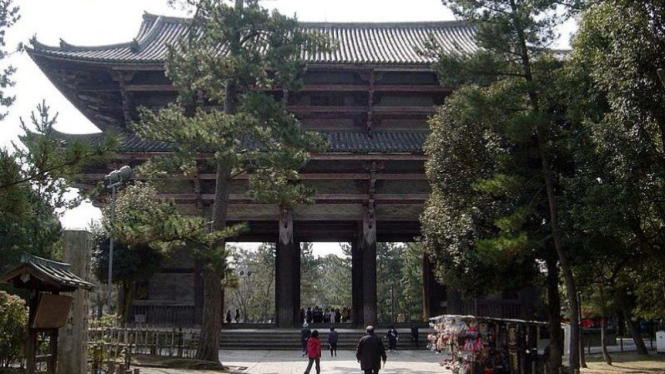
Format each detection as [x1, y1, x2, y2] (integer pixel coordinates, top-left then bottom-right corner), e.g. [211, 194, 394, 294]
[29, 12, 477, 65]
[0, 253, 95, 292]
[49, 129, 428, 154]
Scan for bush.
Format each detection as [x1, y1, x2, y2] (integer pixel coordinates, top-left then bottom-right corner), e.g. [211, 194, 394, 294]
[0, 291, 27, 367]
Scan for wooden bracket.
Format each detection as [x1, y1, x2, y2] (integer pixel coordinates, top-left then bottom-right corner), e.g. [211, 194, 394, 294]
[367, 70, 375, 137]
[115, 71, 135, 126]
[194, 162, 203, 213]
[367, 161, 377, 227]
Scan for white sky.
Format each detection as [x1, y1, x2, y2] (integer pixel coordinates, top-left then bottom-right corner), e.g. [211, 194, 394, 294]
[2, 0, 576, 257]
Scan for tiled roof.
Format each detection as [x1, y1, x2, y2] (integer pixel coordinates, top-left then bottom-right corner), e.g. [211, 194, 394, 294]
[0, 253, 95, 292]
[29, 12, 477, 65]
[50, 129, 427, 154]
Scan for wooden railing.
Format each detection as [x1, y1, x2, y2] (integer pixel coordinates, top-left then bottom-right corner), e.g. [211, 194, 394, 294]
[130, 304, 197, 326]
[88, 327, 200, 359]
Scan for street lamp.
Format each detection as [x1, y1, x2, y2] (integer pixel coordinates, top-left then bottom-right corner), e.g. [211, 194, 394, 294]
[104, 165, 133, 312]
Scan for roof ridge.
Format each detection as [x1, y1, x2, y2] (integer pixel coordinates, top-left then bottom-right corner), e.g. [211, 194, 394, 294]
[141, 11, 468, 28]
[134, 15, 167, 53]
[21, 253, 71, 272]
[31, 37, 135, 53]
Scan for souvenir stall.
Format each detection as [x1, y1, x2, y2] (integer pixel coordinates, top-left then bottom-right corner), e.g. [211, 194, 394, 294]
[428, 315, 547, 374]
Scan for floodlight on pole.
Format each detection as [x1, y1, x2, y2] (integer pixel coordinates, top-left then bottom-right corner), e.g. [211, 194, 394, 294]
[104, 165, 133, 312]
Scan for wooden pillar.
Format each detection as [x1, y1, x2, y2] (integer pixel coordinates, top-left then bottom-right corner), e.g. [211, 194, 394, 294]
[351, 233, 364, 327]
[58, 230, 92, 374]
[26, 292, 39, 374]
[422, 254, 446, 321]
[362, 205, 377, 327]
[194, 259, 204, 325]
[276, 208, 297, 327]
[294, 241, 301, 325]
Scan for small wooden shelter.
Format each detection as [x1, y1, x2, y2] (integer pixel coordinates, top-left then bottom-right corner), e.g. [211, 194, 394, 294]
[0, 253, 95, 374]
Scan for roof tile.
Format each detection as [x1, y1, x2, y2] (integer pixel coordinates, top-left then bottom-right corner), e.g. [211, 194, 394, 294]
[30, 13, 477, 65]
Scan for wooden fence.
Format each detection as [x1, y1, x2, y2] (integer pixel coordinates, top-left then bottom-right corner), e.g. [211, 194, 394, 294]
[88, 326, 200, 359]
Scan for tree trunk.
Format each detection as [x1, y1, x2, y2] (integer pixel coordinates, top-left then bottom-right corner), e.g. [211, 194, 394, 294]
[196, 160, 232, 365]
[545, 255, 563, 374]
[619, 303, 649, 355]
[507, 0, 581, 369]
[195, 0, 242, 364]
[120, 281, 134, 328]
[598, 284, 612, 365]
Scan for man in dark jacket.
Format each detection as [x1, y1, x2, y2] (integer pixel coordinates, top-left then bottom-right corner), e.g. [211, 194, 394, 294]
[301, 323, 312, 357]
[328, 327, 339, 357]
[356, 326, 387, 374]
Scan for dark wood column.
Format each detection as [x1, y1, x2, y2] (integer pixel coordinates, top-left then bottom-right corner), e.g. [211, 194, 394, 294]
[362, 205, 377, 327]
[294, 241, 301, 325]
[276, 208, 297, 327]
[194, 259, 204, 325]
[422, 254, 446, 320]
[351, 232, 364, 327]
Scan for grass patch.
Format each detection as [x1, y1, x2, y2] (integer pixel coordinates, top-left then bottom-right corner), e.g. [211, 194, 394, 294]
[581, 351, 665, 373]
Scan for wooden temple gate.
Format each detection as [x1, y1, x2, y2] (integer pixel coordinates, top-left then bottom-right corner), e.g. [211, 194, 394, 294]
[27, 13, 533, 328]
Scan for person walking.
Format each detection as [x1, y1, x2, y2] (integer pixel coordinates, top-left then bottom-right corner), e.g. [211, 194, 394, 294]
[328, 327, 339, 357]
[306, 307, 313, 324]
[235, 309, 241, 323]
[356, 326, 387, 374]
[304, 330, 322, 374]
[225, 309, 232, 324]
[410, 324, 420, 348]
[386, 326, 398, 351]
[301, 323, 312, 357]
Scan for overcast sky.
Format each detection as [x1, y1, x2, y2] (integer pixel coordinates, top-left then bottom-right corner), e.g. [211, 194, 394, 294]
[2, 0, 576, 256]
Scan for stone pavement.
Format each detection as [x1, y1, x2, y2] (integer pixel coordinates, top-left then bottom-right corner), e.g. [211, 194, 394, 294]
[140, 349, 444, 374]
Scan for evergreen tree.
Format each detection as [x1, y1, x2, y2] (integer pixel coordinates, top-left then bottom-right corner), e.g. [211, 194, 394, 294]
[133, 0, 329, 362]
[564, 0, 665, 355]
[422, 1, 581, 371]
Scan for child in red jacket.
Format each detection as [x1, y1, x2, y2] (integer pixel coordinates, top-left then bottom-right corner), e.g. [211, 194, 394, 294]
[304, 330, 322, 374]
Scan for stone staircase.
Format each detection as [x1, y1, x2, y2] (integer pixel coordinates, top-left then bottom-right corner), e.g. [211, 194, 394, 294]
[218, 328, 428, 351]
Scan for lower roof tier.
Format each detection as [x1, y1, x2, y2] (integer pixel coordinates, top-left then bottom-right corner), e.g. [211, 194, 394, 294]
[53, 129, 429, 154]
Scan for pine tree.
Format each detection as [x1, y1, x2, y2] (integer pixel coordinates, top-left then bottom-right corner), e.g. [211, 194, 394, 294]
[133, 0, 329, 364]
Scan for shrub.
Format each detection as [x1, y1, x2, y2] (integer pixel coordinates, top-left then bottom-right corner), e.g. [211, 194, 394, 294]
[0, 291, 27, 367]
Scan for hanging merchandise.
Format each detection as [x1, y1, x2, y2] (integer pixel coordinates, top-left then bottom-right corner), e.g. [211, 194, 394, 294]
[428, 314, 549, 374]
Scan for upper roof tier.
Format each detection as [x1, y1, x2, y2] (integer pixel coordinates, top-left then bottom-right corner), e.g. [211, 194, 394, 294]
[30, 12, 477, 66]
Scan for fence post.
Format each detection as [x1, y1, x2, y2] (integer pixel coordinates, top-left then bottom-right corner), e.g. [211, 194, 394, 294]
[177, 327, 183, 358]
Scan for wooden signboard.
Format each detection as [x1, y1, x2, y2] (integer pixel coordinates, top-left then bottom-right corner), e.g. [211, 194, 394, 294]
[32, 294, 74, 329]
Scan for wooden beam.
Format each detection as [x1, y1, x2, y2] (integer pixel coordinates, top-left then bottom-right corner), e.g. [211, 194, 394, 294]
[374, 85, 452, 92]
[83, 83, 452, 94]
[159, 193, 428, 203]
[125, 84, 178, 92]
[288, 105, 367, 113]
[113, 152, 427, 161]
[75, 172, 427, 181]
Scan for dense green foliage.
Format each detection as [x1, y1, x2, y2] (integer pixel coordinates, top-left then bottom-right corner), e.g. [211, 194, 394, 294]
[1, 103, 114, 281]
[0, 0, 19, 120]
[377, 242, 424, 323]
[0, 291, 27, 367]
[226, 244, 276, 322]
[566, 0, 665, 321]
[422, 0, 582, 371]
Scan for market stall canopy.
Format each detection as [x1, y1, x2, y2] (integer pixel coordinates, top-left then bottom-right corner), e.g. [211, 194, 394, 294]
[0, 253, 95, 293]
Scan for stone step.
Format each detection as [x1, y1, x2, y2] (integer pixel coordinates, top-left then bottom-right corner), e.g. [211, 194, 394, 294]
[217, 329, 427, 351]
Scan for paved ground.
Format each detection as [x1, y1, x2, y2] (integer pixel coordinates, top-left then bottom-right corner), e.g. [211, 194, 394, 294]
[140, 349, 444, 374]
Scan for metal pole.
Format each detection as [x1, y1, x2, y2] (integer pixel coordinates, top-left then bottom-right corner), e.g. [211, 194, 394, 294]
[107, 184, 117, 311]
